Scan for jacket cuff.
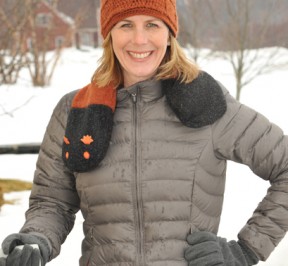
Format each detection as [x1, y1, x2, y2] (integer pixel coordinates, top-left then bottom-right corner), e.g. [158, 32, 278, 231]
[238, 240, 259, 265]
[238, 226, 275, 260]
[30, 232, 52, 262]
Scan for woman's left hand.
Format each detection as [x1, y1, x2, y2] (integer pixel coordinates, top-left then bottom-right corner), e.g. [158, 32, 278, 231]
[184, 231, 259, 266]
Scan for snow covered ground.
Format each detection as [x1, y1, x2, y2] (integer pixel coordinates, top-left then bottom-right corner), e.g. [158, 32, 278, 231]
[0, 47, 288, 265]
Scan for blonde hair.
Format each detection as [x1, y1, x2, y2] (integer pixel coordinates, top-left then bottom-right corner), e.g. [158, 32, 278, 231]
[92, 33, 200, 88]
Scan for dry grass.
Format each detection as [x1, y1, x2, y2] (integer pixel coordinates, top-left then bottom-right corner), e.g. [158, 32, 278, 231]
[0, 179, 32, 207]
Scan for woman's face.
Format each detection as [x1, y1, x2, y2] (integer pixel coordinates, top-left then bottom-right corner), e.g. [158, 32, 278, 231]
[111, 15, 170, 87]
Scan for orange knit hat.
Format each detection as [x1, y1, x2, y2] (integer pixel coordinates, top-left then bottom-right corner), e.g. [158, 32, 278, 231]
[100, 0, 178, 39]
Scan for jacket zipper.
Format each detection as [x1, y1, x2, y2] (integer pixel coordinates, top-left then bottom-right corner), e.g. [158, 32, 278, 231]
[131, 89, 145, 265]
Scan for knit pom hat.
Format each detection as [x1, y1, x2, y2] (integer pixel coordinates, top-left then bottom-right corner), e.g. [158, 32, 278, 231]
[100, 0, 178, 39]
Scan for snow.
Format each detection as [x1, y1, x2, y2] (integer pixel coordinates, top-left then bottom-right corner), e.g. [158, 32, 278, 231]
[1, 47, 288, 265]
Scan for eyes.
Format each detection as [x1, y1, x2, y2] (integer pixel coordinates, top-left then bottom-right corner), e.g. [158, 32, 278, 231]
[118, 22, 160, 29]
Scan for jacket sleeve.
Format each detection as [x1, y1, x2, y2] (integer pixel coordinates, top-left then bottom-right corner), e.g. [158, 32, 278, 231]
[20, 91, 80, 260]
[212, 88, 288, 261]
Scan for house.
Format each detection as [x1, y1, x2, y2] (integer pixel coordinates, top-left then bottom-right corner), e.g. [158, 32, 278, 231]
[55, 0, 102, 48]
[0, 0, 74, 52]
[25, 1, 74, 51]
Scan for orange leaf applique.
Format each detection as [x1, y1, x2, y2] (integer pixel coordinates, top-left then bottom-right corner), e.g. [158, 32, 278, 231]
[64, 136, 70, 145]
[81, 135, 94, 145]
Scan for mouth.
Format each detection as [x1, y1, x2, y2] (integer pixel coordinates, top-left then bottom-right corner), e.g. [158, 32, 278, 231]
[128, 51, 152, 59]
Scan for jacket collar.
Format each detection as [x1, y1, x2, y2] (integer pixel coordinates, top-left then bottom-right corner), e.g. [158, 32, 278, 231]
[117, 79, 163, 103]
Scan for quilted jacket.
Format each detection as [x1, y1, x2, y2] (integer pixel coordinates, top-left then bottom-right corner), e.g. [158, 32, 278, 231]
[20, 75, 288, 265]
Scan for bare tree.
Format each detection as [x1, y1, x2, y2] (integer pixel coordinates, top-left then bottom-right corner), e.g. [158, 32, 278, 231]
[178, 0, 202, 63]
[0, 0, 74, 87]
[0, 96, 35, 117]
[24, 0, 75, 87]
[177, 0, 217, 64]
[0, 0, 30, 85]
[207, 0, 288, 100]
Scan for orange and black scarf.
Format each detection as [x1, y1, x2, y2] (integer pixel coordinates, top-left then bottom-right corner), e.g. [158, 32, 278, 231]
[62, 71, 227, 173]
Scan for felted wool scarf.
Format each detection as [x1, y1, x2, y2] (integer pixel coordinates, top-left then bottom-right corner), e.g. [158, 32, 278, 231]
[62, 82, 116, 173]
[62, 71, 227, 173]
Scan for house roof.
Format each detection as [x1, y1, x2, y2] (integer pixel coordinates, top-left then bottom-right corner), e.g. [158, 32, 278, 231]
[56, 0, 100, 29]
[42, 1, 74, 26]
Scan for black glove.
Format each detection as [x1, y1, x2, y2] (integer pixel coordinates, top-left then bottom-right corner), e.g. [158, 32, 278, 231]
[0, 257, 5, 266]
[1, 233, 51, 266]
[184, 231, 259, 266]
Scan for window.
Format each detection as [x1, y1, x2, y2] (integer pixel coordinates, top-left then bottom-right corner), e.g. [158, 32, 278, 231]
[79, 32, 93, 46]
[36, 13, 52, 27]
[55, 36, 65, 48]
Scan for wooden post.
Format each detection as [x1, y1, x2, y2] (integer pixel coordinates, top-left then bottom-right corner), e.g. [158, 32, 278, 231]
[0, 143, 40, 154]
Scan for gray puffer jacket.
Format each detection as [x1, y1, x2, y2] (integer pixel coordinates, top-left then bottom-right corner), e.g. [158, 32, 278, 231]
[20, 76, 288, 265]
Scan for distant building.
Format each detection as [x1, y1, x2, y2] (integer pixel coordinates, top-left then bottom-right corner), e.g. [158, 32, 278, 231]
[55, 0, 101, 48]
[0, 0, 75, 52]
[25, 1, 74, 51]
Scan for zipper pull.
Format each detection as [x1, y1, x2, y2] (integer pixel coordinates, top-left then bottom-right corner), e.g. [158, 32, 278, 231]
[131, 92, 137, 103]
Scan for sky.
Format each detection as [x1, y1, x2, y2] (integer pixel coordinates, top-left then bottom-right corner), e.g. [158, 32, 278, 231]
[0, 47, 288, 265]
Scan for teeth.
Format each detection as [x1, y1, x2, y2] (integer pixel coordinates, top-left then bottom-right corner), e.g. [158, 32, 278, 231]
[129, 52, 151, 59]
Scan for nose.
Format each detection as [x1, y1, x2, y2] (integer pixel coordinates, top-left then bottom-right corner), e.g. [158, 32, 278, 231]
[132, 28, 148, 45]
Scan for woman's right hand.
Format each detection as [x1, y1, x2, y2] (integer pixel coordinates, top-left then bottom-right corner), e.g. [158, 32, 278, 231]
[0, 244, 41, 266]
[1, 233, 50, 266]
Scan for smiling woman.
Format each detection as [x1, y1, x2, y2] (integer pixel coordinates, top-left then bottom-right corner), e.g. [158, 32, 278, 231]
[93, 1, 199, 89]
[110, 15, 170, 87]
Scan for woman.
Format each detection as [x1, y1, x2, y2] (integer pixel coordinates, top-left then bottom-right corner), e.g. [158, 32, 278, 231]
[1, 0, 288, 265]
